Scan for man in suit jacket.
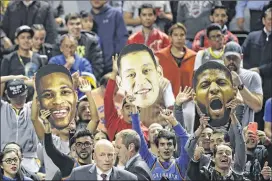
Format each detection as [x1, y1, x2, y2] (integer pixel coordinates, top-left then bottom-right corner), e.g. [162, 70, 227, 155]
[68, 139, 137, 181]
[115, 129, 153, 181]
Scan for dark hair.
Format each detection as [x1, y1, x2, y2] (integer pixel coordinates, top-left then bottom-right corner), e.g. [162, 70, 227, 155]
[3, 142, 23, 156]
[99, 73, 111, 88]
[210, 5, 227, 16]
[65, 13, 81, 25]
[116, 129, 141, 152]
[93, 130, 109, 141]
[69, 135, 76, 149]
[206, 23, 222, 37]
[35, 64, 73, 95]
[117, 44, 157, 74]
[154, 129, 176, 148]
[79, 10, 98, 33]
[0, 149, 23, 181]
[74, 129, 94, 141]
[31, 24, 45, 31]
[138, 4, 156, 16]
[193, 61, 233, 90]
[168, 23, 187, 36]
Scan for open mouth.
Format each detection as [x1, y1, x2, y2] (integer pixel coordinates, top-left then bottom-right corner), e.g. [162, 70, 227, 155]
[51, 107, 70, 119]
[11, 166, 17, 171]
[209, 98, 224, 116]
[220, 157, 228, 163]
[164, 151, 170, 156]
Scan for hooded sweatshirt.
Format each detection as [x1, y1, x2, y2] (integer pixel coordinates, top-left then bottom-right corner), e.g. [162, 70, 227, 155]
[91, 4, 128, 74]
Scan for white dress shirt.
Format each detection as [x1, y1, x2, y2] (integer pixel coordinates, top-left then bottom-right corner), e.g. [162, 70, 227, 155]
[96, 166, 113, 181]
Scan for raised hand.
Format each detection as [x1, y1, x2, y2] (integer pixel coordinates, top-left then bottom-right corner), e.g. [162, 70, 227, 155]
[160, 108, 176, 126]
[79, 78, 92, 93]
[199, 115, 210, 130]
[261, 161, 272, 180]
[175, 86, 193, 106]
[40, 109, 51, 124]
[72, 71, 80, 89]
[125, 93, 136, 105]
[226, 97, 239, 115]
[194, 141, 204, 161]
[112, 54, 118, 73]
[231, 71, 243, 87]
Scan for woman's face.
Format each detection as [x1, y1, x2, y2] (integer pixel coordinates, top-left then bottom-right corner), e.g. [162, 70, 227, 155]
[94, 132, 107, 145]
[1, 152, 20, 178]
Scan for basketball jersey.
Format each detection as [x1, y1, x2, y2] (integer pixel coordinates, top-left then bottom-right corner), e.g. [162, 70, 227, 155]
[151, 159, 184, 181]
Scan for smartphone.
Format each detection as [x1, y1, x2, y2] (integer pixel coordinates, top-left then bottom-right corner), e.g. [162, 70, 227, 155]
[248, 122, 258, 134]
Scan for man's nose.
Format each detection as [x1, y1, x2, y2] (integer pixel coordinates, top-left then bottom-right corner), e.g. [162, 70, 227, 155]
[209, 82, 220, 95]
[53, 94, 64, 105]
[135, 73, 146, 84]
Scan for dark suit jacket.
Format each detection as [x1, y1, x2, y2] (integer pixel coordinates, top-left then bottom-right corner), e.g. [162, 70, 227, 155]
[68, 164, 138, 181]
[125, 155, 152, 181]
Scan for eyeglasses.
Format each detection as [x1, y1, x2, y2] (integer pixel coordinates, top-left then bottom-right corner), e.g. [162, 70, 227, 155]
[2, 158, 19, 164]
[75, 141, 93, 148]
[209, 34, 222, 41]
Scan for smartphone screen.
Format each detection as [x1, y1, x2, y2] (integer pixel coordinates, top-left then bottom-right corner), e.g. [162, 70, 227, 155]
[248, 122, 258, 134]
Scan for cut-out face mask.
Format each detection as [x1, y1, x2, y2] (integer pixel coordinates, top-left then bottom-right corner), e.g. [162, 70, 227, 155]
[36, 65, 78, 130]
[194, 69, 236, 127]
[117, 50, 160, 108]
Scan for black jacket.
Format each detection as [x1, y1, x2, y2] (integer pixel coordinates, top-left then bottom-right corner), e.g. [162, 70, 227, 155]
[2, 1, 57, 44]
[125, 155, 153, 181]
[53, 31, 104, 80]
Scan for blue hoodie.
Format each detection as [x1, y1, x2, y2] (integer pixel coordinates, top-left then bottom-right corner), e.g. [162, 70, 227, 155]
[91, 4, 128, 73]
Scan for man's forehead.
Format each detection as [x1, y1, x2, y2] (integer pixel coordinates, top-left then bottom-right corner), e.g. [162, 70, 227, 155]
[120, 51, 155, 70]
[217, 145, 231, 151]
[198, 69, 228, 81]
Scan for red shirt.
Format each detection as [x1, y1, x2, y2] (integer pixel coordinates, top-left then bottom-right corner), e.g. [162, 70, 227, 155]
[127, 28, 170, 53]
[104, 79, 149, 141]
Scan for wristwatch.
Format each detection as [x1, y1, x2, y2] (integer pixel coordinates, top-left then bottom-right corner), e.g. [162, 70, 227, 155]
[238, 84, 244, 90]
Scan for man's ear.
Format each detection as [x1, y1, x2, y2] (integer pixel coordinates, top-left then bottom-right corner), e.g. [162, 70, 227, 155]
[192, 91, 197, 103]
[128, 143, 135, 152]
[157, 65, 163, 77]
[15, 38, 18, 45]
[116, 75, 122, 89]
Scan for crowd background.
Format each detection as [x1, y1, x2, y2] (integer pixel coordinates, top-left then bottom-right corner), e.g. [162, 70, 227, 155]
[0, 0, 272, 181]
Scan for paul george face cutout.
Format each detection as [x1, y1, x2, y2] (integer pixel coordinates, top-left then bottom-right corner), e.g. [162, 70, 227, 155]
[193, 61, 236, 127]
[35, 64, 78, 130]
[116, 44, 161, 108]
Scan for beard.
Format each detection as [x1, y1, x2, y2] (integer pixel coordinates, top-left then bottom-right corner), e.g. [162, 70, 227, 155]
[227, 63, 238, 72]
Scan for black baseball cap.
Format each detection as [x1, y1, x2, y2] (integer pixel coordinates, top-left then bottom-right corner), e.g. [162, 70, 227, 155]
[15, 25, 34, 38]
[6, 79, 28, 98]
[224, 41, 243, 57]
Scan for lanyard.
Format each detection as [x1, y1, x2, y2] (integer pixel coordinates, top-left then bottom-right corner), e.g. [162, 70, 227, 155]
[208, 46, 225, 59]
[17, 51, 32, 67]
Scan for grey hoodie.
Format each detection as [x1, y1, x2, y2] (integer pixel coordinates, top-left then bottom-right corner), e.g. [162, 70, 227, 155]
[177, 1, 222, 40]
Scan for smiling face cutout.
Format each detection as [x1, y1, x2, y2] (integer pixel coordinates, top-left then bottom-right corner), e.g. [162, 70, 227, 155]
[117, 44, 161, 108]
[193, 62, 236, 127]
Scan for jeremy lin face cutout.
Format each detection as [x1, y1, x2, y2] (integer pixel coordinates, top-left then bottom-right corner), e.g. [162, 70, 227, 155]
[117, 44, 161, 108]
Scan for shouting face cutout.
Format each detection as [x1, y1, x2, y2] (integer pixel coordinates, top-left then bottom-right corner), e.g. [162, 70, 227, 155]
[117, 44, 161, 108]
[193, 62, 236, 127]
[35, 64, 78, 130]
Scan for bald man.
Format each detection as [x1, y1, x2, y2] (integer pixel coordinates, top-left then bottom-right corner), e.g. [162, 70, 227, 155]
[68, 140, 138, 181]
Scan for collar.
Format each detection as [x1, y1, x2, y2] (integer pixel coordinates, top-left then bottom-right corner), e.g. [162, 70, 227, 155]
[2, 175, 17, 181]
[96, 166, 112, 177]
[263, 27, 271, 37]
[221, 25, 228, 34]
[208, 46, 225, 59]
[91, 3, 109, 15]
[23, 1, 33, 7]
[125, 153, 139, 168]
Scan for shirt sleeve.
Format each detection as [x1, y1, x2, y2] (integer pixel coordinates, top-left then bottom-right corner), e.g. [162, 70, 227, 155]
[122, 1, 134, 13]
[264, 99, 272, 123]
[163, 83, 175, 108]
[235, 0, 248, 18]
[248, 72, 263, 95]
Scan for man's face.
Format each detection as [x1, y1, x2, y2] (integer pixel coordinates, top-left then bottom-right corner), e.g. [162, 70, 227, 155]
[214, 145, 232, 170]
[245, 130, 258, 149]
[90, 0, 107, 9]
[81, 16, 94, 32]
[224, 54, 242, 72]
[93, 144, 115, 172]
[170, 28, 186, 49]
[157, 138, 175, 161]
[75, 136, 93, 160]
[139, 8, 156, 28]
[263, 11, 272, 32]
[78, 101, 91, 121]
[67, 18, 82, 39]
[9, 92, 27, 108]
[118, 51, 160, 108]
[148, 124, 163, 144]
[115, 137, 129, 165]
[32, 30, 46, 50]
[199, 128, 213, 151]
[16, 32, 32, 51]
[38, 72, 77, 130]
[60, 37, 77, 58]
[210, 133, 225, 152]
[208, 30, 224, 50]
[194, 69, 235, 127]
[210, 9, 228, 27]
